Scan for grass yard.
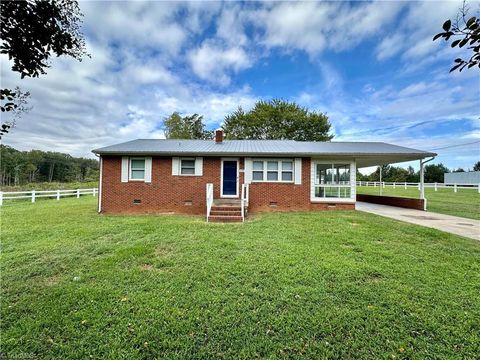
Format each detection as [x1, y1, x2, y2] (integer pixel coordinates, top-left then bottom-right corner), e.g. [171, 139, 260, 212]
[1, 197, 479, 359]
[357, 186, 480, 220]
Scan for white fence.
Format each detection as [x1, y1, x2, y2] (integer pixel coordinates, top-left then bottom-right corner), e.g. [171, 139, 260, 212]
[0, 188, 98, 206]
[357, 181, 480, 193]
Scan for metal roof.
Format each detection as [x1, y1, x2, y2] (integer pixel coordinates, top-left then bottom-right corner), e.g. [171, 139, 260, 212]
[92, 139, 436, 167]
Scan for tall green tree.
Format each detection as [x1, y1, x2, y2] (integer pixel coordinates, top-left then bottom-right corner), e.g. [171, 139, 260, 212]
[473, 161, 480, 171]
[222, 99, 333, 141]
[424, 163, 450, 183]
[0, 0, 89, 137]
[164, 112, 212, 139]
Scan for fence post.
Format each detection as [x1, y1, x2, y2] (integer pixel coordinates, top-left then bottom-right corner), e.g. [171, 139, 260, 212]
[383, 182, 385, 188]
[434, 182, 437, 192]
[478, 184, 480, 194]
[393, 182, 396, 189]
[76, 189, 80, 198]
[454, 183, 457, 193]
[404, 182, 407, 189]
[417, 183, 420, 190]
[32, 190, 36, 203]
[93, 188, 96, 197]
[0, 191, 3, 206]
[57, 190, 60, 200]
[374, 182, 377, 188]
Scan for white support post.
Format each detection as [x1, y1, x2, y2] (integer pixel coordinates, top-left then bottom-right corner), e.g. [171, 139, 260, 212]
[56, 190, 60, 200]
[0, 191, 3, 206]
[32, 190, 36, 203]
[454, 183, 457, 193]
[404, 182, 407, 190]
[420, 160, 425, 210]
[76, 189, 80, 198]
[393, 182, 396, 189]
[92, 188, 96, 197]
[379, 166, 382, 196]
[478, 184, 480, 194]
[434, 182, 437, 192]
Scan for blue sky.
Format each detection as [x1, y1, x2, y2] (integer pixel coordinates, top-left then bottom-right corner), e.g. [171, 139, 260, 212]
[1, 0, 479, 172]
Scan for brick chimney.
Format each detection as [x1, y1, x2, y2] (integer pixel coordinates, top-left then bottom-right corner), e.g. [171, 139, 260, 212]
[215, 129, 224, 143]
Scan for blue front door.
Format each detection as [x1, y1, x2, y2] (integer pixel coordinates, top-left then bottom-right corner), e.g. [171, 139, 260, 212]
[222, 160, 238, 196]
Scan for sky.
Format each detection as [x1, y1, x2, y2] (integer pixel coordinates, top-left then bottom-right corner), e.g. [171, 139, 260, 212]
[1, 0, 479, 172]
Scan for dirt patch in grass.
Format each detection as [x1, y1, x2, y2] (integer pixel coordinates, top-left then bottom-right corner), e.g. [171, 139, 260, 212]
[43, 275, 61, 287]
[139, 264, 168, 272]
[154, 246, 174, 258]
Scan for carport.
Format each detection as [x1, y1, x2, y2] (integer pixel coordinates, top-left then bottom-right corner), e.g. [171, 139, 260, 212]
[355, 149, 436, 211]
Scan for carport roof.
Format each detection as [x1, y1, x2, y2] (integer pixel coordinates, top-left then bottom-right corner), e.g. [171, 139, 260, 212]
[92, 139, 436, 167]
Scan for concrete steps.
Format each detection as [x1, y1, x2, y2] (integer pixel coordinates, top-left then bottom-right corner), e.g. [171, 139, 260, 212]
[208, 199, 247, 223]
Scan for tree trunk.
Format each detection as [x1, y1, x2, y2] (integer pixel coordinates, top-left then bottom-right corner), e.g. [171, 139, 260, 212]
[48, 163, 55, 182]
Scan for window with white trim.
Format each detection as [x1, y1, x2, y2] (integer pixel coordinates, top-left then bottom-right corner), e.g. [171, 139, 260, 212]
[130, 158, 146, 180]
[313, 162, 352, 199]
[252, 159, 294, 182]
[180, 158, 195, 175]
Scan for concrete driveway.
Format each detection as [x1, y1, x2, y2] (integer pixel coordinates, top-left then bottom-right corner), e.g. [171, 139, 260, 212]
[356, 202, 480, 241]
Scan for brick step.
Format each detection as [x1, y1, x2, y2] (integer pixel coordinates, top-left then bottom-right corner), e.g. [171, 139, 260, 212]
[210, 210, 242, 216]
[208, 215, 244, 223]
[210, 206, 242, 212]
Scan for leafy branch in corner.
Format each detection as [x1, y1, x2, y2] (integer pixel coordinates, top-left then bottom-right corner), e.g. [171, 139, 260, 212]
[0, 88, 31, 139]
[433, 0, 480, 72]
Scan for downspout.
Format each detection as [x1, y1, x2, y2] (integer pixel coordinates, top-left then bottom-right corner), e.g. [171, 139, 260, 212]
[420, 156, 435, 211]
[95, 154, 103, 213]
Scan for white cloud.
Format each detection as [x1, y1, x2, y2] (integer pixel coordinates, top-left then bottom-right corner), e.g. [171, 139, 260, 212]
[188, 41, 252, 85]
[376, 33, 404, 61]
[375, 1, 461, 66]
[81, 1, 187, 56]
[252, 1, 404, 56]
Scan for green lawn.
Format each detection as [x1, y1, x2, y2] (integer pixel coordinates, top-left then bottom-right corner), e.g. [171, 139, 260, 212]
[357, 186, 480, 220]
[2, 197, 479, 359]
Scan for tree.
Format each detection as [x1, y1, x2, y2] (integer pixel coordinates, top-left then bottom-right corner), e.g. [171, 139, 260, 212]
[0, 145, 98, 186]
[433, 0, 480, 72]
[0, 0, 88, 137]
[424, 163, 450, 183]
[222, 99, 333, 141]
[453, 168, 466, 172]
[473, 161, 480, 171]
[163, 112, 213, 139]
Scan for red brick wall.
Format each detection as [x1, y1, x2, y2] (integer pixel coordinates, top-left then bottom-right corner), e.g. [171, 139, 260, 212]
[356, 194, 425, 210]
[100, 156, 354, 214]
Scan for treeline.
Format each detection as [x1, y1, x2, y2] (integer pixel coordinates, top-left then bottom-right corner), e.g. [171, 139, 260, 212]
[357, 163, 473, 183]
[0, 145, 98, 186]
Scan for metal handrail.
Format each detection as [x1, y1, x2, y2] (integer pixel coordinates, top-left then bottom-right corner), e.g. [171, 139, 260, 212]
[241, 183, 249, 222]
[206, 183, 213, 222]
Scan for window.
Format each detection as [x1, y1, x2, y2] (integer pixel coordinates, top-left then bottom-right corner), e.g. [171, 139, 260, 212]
[130, 158, 145, 180]
[281, 161, 293, 181]
[180, 158, 195, 175]
[253, 161, 264, 181]
[251, 159, 294, 182]
[267, 161, 278, 181]
[313, 162, 353, 199]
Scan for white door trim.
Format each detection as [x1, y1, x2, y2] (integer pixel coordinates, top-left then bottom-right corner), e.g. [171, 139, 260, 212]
[221, 158, 239, 198]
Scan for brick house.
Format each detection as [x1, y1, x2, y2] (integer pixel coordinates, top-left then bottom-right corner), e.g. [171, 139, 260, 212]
[92, 130, 435, 222]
